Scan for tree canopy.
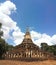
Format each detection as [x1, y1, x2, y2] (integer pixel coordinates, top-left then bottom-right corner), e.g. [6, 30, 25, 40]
[0, 23, 14, 59]
[41, 42, 56, 56]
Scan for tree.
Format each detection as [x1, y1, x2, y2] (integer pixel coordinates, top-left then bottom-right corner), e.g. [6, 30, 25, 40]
[48, 45, 56, 55]
[41, 42, 56, 56]
[0, 38, 6, 59]
[0, 23, 2, 28]
[5, 43, 14, 51]
[0, 23, 3, 38]
[0, 23, 14, 59]
[41, 42, 48, 52]
[0, 23, 6, 59]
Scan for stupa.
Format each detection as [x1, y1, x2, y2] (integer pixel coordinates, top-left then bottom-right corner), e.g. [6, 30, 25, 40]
[4, 28, 52, 60]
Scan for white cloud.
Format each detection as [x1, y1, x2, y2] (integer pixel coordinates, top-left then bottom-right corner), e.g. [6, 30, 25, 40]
[51, 35, 56, 45]
[0, 1, 17, 40]
[0, 1, 56, 46]
[31, 31, 41, 39]
[0, 1, 24, 46]
[31, 30, 56, 46]
[0, 1, 16, 15]
[12, 30, 24, 45]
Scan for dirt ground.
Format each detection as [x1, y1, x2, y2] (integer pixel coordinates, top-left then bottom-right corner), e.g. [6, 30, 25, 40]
[0, 60, 56, 65]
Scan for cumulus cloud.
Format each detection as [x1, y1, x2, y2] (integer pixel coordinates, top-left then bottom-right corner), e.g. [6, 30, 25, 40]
[31, 30, 56, 46]
[0, 1, 16, 15]
[0, 1, 56, 46]
[0, 1, 24, 46]
[12, 29, 24, 45]
[51, 35, 56, 45]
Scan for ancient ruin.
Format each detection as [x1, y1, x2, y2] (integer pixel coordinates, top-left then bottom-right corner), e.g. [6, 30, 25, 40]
[4, 28, 53, 60]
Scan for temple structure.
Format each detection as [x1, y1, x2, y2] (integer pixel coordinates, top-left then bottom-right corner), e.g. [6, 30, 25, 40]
[4, 28, 53, 60]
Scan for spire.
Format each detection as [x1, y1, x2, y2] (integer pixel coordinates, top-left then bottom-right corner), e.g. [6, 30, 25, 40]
[26, 26, 29, 33]
[24, 27, 31, 39]
[22, 28, 33, 44]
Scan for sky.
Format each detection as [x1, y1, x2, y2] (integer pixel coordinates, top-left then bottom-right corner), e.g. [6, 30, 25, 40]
[0, 0, 56, 46]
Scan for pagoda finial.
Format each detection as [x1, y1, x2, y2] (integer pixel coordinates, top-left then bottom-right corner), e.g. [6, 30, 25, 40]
[26, 26, 30, 33]
[24, 27, 31, 39]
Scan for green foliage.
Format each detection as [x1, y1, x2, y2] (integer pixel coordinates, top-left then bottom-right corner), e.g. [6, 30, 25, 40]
[0, 38, 14, 59]
[41, 43, 56, 56]
[0, 23, 2, 29]
[5, 43, 14, 51]
[0, 23, 14, 59]
[48, 45, 56, 55]
[41, 43, 49, 52]
[0, 38, 6, 59]
[0, 23, 3, 38]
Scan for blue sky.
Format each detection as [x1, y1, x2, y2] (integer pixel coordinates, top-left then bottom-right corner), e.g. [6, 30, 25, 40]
[1, 0, 56, 35]
[0, 0, 56, 35]
[0, 0, 56, 46]
[11, 0, 56, 36]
